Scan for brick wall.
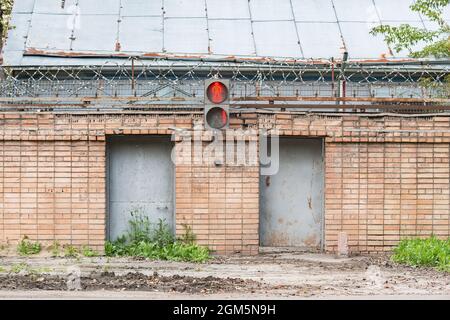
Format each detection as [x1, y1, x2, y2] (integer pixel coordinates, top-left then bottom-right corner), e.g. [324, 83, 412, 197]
[0, 112, 450, 254]
[0, 139, 105, 250]
[325, 142, 450, 253]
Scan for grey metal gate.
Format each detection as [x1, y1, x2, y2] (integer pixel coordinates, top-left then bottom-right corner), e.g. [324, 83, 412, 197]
[107, 136, 174, 241]
[260, 138, 324, 248]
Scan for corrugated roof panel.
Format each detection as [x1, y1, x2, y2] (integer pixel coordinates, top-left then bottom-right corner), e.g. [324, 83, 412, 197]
[119, 17, 163, 52]
[72, 15, 118, 51]
[164, 18, 208, 54]
[333, 0, 379, 22]
[209, 19, 255, 56]
[5, 13, 32, 51]
[339, 22, 390, 58]
[164, 0, 206, 18]
[249, 0, 293, 21]
[34, 0, 77, 14]
[252, 21, 302, 58]
[11, 0, 35, 14]
[4, 0, 448, 66]
[374, 0, 422, 21]
[27, 14, 72, 50]
[2, 51, 23, 65]
[291, 0, 336, 22]
[206, 0, 250, 19]
[121, 0, 163, 16]
[77, 0, 120, 15]
[297, 22, 344, 58]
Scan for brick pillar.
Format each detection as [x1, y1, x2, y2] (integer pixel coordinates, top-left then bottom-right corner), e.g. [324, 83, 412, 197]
[174, 130, 260, 255]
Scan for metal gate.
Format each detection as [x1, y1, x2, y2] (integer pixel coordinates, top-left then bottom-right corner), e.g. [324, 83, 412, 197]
[260, 138, 324, 249]
[107, 136, 174, 241]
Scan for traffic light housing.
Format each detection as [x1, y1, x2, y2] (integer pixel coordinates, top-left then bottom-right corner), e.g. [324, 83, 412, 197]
[204, 79, 230, 130]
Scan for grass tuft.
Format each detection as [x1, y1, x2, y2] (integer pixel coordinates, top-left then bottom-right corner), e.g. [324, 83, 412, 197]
[392, 236, 450, 272]
[63, 245, 79, 258]
[17, 237, 41, 256]
[82, 246, 98, 257]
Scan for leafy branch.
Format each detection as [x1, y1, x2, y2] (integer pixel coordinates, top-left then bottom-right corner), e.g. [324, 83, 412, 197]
[0, 0, 13, 50]
[371, 0, 449, 59]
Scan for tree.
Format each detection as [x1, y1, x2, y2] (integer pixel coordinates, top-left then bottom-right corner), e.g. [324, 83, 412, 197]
[371, 0, 449, 98]
[0, 0, 13, 50]
[371, 0, 449, 58]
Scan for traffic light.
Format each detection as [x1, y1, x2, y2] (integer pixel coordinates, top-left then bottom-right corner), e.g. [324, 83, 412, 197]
[204, 79, 230, 130]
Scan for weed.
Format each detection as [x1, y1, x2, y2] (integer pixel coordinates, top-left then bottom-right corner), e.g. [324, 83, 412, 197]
[105, 210, 210, 263]
[50, 241, 61, 257]
[152, 218, 174, 247]
[64, 245, 79, 258]
[179, 224, 197, 245]
[9, 264, 51, 274]
[127, 208, 152, 243]
[82, 246, 98, 257]
[392, 236, 450, 272]
[0, 266, 7, 273]
[17, 236, 41, 256]
[10, 263, 28, 273]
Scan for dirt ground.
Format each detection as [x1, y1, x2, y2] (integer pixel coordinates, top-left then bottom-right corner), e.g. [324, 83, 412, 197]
[0, 252, 449, 299]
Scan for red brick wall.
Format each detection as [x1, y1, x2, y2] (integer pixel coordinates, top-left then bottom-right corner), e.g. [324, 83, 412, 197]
[0, 139, 106, 250]
[325, 142, 450, 253]
[0, 112, 450, 254]
[175, 165, 259, 255]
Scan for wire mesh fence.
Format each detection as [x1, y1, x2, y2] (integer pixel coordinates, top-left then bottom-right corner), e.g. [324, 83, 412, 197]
[0, 59, 448, 109]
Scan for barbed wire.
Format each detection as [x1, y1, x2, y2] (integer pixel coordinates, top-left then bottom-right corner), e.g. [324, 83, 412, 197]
[0, 59, 448, 106]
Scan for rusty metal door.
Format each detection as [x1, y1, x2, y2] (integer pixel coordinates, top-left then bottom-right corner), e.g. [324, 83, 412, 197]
[107, 136, 174, 241]
[260, 138, 324, 248]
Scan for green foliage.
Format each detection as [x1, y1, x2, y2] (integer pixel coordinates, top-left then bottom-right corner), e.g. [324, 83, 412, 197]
[179, 224, 197, 245]
[371, 0, 449, 59]
[392, 236, 450, 272]
[82, 246, 98, 257]
[63, 245, 79, 258]
[128, 208, 153, 243]
[50, 241, 61, 257]
[106, 240, 210, 263]
[17, 237, 41, 256]
[411, 0, 449, 25]
[153, 218, 175, 247]
[9, 263, 51, 274]
[0, 0, 13, 46]
[10, 263, 28, 273]
[105, 210, 210, 263]
[419, 74, 450, 98]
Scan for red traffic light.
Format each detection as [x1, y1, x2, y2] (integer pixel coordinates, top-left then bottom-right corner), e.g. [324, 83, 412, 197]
[206, 107, 229, 129]
[206, 81, 229, 104]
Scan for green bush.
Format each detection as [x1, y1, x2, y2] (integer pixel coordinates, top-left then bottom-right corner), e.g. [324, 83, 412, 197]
[392, 236, 450, 272]
[17, 237, 41, 256]
[105, 211, 210, 263]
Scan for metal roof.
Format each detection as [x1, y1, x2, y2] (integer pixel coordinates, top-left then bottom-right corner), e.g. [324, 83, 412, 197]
[2, 0, 450, 66]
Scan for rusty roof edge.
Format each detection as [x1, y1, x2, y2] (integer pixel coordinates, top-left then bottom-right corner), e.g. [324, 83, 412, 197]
[19, 47, 450, 68]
